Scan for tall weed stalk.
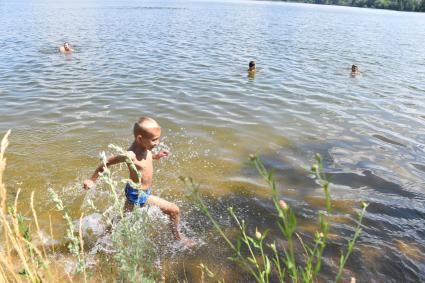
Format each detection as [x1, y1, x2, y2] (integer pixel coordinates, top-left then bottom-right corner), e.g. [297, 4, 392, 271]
[48, 188, 87, 281]
[183, 154, 367, 283]
[96, 145, 158, 282]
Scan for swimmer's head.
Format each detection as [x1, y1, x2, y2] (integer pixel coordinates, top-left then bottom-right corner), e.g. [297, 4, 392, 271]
[351, 64, 358, 72]
[248, 61, 256, 71]
[64, 42, 71, 51]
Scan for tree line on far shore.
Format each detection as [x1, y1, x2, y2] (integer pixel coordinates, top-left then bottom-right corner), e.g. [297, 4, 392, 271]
[277, 0, 425, 12]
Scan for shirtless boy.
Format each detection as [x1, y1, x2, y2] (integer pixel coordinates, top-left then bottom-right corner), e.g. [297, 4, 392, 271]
[83, 117, 191, 244]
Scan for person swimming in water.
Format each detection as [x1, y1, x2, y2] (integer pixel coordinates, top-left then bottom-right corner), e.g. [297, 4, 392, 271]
[247, 60, 256, 79]
[351, 64, 360, 76]
[248, 61, 256, 73]
[59, 42, 74, 53]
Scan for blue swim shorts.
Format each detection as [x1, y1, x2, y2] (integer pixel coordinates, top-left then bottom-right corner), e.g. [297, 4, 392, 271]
[125, 183, 151, 206]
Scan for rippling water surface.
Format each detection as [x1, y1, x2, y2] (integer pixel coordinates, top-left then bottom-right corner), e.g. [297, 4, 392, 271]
[1, 0, 425, 281]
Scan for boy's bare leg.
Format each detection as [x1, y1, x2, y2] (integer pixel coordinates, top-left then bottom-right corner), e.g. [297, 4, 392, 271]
[124, 200, 135, 213]
[103, 201, 134, 235]
[109, 200, 133, 231]
[147, 195, 182, 240]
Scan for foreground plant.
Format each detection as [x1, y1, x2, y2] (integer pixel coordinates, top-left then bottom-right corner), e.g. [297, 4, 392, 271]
[183, 154, 368, 283]
[50, 144, 159, 282]
[49, 188, 87, 281]
[0, 131, 54, 282]
[96, 145, 158, 282]
[0, 128, 367, 282]
[0, 131, 158, 282]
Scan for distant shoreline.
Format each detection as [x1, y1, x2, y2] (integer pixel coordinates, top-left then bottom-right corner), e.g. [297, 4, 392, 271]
[262, 0, 425, 12]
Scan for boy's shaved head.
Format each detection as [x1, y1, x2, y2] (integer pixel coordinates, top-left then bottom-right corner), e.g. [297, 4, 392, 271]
[133, 117, 160, 137]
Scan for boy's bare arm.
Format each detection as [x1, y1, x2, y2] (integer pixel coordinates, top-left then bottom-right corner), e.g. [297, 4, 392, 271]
[83, 154, 126, 189]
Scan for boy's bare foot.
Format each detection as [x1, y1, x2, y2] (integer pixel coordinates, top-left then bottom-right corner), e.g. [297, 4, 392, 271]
[180, 237, 196, 248]
[83, 179, 94, 190]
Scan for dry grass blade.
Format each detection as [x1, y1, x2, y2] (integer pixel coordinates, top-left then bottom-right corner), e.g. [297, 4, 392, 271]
[0, 130, 46, 282]
[79, 213, 87, 283]
[0, 130, 11, 254]
[31, 192, 47, 258]
[48, 214, 55, 254]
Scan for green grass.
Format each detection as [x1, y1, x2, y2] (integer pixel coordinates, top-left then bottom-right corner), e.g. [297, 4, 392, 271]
[0, 131, 159, 282]
[0, 130, 367, 282]
[182, 154, 367, 283]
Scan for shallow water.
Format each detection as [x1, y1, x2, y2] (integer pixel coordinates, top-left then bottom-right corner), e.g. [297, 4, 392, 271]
[1, 0, 425, 281]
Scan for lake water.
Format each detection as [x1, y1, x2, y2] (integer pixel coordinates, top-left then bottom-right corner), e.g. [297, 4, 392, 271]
[1, 0, 425, 281]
